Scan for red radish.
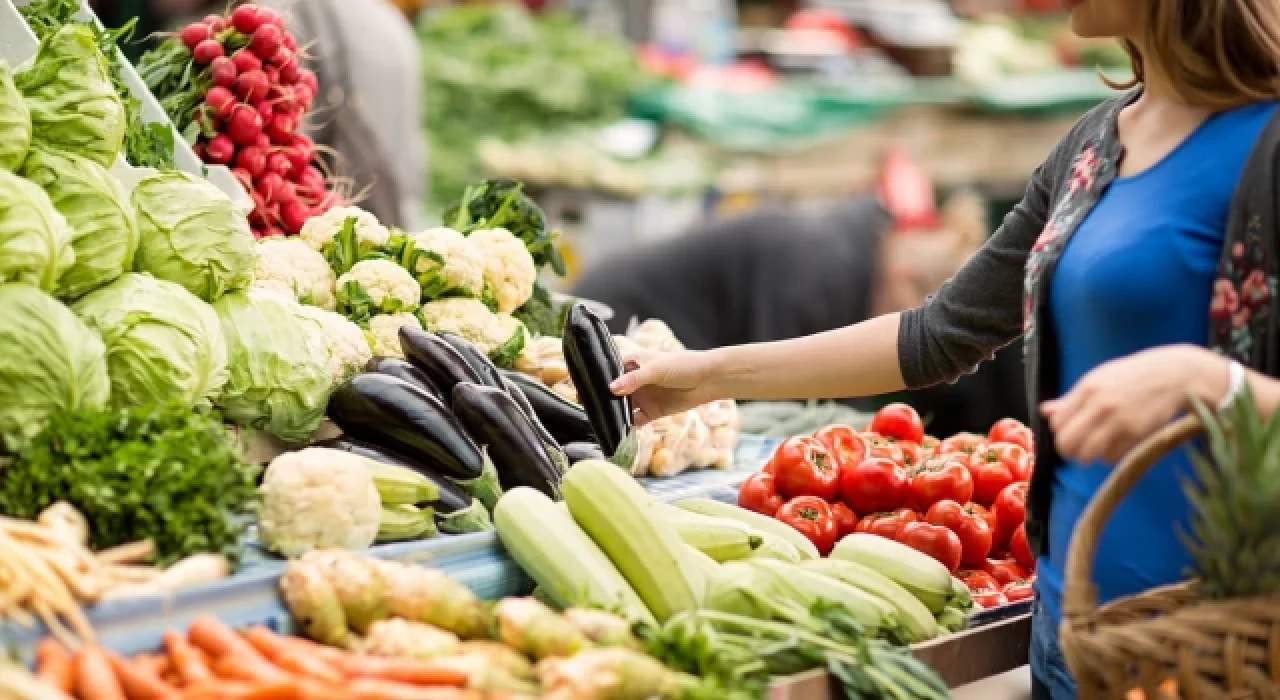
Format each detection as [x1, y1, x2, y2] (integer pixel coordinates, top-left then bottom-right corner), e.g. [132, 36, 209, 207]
[265, 151, 293, 178]
[192, 39, 224, 65]
[180, 23, 211, 50]
[262, 226, 287, 239]
[273, 88, 299, 114]
[282, 136, 313, 174]
[230, 4, 264, 34]
[210, 56, 237, 88]
[277, 56, 300, 85]
[254, 100, 275, 125]
[231, 48, 262, 75]
[265, 113, 295, 144]
[255, 133, 271, 149]
[257, 172, 285, 202]
[250, 24, 283, 61]
[203, 14, 226, 32]
[279, 199, 309, 235]
[257, 6, 284, 29]
[297, 165, 325, 194]
[282, 32, 297, 52]
[204, 134, 236, 165]
[263, 65, 280, 86]
[225, 105, 263, 147]
[204, 86, 237, 118]
[299, 70, 318, 94]
[235, 146, 268, 178]
[234, 69, 269, 102]
[232, 167, 254, 193]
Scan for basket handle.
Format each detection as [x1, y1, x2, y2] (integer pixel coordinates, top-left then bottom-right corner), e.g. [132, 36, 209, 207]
[1062, 413, 1204, 622]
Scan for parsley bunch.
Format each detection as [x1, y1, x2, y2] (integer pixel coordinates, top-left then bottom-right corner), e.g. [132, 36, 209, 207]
[0, 403, 259, 566]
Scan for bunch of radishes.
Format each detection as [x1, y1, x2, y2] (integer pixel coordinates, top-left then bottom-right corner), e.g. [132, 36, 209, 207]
[173, 4, 340, 238]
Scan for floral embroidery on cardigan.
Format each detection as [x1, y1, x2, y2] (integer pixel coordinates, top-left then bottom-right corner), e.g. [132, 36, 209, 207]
[1211, 214, 1277, 361]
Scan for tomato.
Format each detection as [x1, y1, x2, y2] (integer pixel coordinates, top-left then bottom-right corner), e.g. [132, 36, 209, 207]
[738, 472, 784, 517]
[988, 418, 1034, 452]
[906, 456, 974, 512]
[1009, 523, 1035, 571]
[899, 521, 963, 573]
[967, 445, 1018, 506]
[838, 457, 908, 514]
[771, 436, 840, 502]
[866, 438, 905, 466]
[990, 482, 1029, 549]
[830, 502, 859, 540]
[762, 458, 777, 475]
[972, 589, 1008, 609]
[921, 435, 940, 452]
[936, 432, 986, 457]
[925, 500, 993, 568]
[985, 442, 1034, 483]
[956, 569, 1000, 593]
[869, 403, 925, 444]
[813, 425, 869, 469]
[854, 508, 918, 540]
[776, 496, 839, 555]
[897, 440, 924, 469]
[982, 558, 1030, 586]
[1002, 579, 1035, 603]
[966, 502, 998, 533]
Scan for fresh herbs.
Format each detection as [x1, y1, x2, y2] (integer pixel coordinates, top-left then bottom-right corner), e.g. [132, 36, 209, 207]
[0, 403, 260, 566]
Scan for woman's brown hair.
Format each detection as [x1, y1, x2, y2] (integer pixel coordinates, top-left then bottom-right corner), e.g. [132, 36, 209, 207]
[1107, 0, 1280, 108]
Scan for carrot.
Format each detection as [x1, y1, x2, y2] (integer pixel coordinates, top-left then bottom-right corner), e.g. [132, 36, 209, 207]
[105, 650, 179, 700]
[165, 631, 214, 685]
[187, 616, 263, 661]
[34, 638, 75, 692]
[334, 657, 470, 687]
[347, 679, 471, 700]
[241, 627, 343, 684]
[181, 680, 304, 700]
[211, 654, 292, 684]
[75, 646, 128, 700]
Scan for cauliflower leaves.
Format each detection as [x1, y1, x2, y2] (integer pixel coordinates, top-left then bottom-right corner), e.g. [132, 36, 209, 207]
[337, 260, 421, 325]
[300, 206, 390, 276]
[406, 227, 485, 300]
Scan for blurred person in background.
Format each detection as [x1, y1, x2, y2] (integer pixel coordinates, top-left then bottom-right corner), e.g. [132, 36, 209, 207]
[257, 0, 427, 229]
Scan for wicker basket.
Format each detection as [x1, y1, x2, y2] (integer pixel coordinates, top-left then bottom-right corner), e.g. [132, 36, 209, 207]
[1060, 413, 1280, 699]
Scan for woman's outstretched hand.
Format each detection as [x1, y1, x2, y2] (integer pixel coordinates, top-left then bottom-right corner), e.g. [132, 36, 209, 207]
[610, 349, 721, 426]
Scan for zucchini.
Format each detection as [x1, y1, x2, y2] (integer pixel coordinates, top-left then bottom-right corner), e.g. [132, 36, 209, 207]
[800, 559, 941, 643]
[831, 534, 955, 614]
[361, 459, 440, 506]
[377, 504, 438, 543]
[675, 498, 820, 560]
[653, 503, 761, 562]
[750, 559, 900, 639]
[745, 532, 802, 563]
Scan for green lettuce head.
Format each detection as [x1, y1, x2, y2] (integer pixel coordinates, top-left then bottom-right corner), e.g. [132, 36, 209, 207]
[0, 59, 31, 171]
[22, 148, 138, 300]
[132, 171, 255, 303]
[73, 273, 228, 410]
[213, 288, 333, 444]
[0, 169, 75, 291]
[0, 283, 109, 451]
[16, 25, 125, 169]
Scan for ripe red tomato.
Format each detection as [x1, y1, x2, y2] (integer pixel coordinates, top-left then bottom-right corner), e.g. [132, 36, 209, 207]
[866, 438, 905, 466]
[771, 436, 840, 502]
[991, 482, 1029, 549]
[897, 440, 924, 469]
[830, 502, 859, 539]
[967, 445, 1018, 506]
[972, 589, 1009, 609]
[921, 434, 940, 452]
[738, 472, 784, 517]
[988, 418, 1034, 452]
[985, 442, 1033, 482]
[812, 425, 868, 469]
[776, 496, 839, 555]
[869, 403, 925, 444]
[762, 458, 777, 476]
[854, 509, 918, 540]
[936, 432, 986, 457]
[1002, 579, 1034, 603]
[906, 456, 974, 512]
[838, 457, 908, 514]
[1009, 523, 1035, 571]
[925, 500, 993, 568]
[966, 502, 998, 533]
[956, 569, 1001, 593]
[983, 558, 1030, 586]
[899, 521, 963, 573]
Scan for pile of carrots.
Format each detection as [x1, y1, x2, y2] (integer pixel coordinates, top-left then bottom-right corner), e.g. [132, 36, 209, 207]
[32, 616, 494, 700]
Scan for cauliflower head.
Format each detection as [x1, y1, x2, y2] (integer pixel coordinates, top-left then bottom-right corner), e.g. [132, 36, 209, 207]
[409, 227, 486, 300]
[299, 205, 390, 253]
[419, 298, 528, 366]
[337, 259, 421, 323]
[296, 305, 373, 381]
[469, 228, 536, 313]
[366, 312, 422, 358]
[253, 238, 338, 310]
[258, 447, 382, 558]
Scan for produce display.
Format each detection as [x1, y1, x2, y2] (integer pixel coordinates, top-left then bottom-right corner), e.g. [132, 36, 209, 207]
[738, 403, 1038, 608]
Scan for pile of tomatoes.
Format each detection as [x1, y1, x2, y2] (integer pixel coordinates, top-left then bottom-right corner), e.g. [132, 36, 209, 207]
[738, 403, 1037, 609]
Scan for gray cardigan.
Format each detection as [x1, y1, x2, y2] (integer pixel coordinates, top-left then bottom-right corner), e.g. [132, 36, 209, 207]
[897, 91, 1280, 556]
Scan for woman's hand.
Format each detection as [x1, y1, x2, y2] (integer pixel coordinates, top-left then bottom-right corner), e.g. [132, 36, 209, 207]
[1040, 345, 1229, 464]
[610, 349, 721, 426]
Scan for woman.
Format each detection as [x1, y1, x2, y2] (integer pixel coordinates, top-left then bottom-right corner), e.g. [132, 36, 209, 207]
[611, 1, 1280, 697]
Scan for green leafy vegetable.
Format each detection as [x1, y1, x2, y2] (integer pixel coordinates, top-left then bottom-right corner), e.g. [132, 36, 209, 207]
[0, 168, 75, 291]
[444, 179, 564, 275]
[513, 283, 572, 338]
[0, 402, 259, 566]
[0, 59, 31, 171]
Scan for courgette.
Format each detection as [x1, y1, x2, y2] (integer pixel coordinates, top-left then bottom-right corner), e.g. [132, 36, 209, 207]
[675, 498, 820, 560]
[831, 534, 955, 614]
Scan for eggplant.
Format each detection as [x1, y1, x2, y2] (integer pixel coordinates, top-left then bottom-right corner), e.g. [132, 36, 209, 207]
[313, 437, 493, 533]
[451, 382, 564, 499]
[438, 332, 504, 389]
[326, 373, 503, 511]
[366, 356, 442, 399]
[399, 326, 485, 397]
[500, 370, 595, 445]
[562, 441, 606, 464]
[562, 303, 635, 464]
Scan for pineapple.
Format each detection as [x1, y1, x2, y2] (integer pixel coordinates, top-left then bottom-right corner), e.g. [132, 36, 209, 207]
[1182, 387, 1280, 600]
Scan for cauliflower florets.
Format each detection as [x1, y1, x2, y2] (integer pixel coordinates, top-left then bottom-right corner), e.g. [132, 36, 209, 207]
[296, 305, 373, 381]
[418, 298, 528, 366]
[366, 312, 422, 358]
[409, 227, 486, 300]
[299, 206, 390, 253]
[258, 447, 382, 558]
[253, 238, 338, 310]
[469, 227, 536, 313]
[337, 259, 421, 321]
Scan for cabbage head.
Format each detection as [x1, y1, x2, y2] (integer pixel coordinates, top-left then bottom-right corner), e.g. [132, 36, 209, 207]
[213, 289, 333, 444]
[132, 172, 255, 303]
[0, 283, 109, 451]
[0, 169, 75, 291]
[22, 148, 138, 300]
[0, 59, 31, 171]
[73, 273, 228, 410]
[15, 25, 125, 169]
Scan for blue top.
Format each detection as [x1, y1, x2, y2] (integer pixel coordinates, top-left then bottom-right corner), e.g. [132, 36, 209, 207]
[1038, 100, 1280, 625]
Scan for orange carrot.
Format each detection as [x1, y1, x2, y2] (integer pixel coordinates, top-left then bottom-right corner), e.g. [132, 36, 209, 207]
[258, 633, 347, 664]
[105, 650, 179, 700]
[187, 616, 263, 661]
[165, 632, 214, 686]
[35, 638, 75, 693]
[347, 679, 471, 700]
[240, 628, 343, 684]
[334, 657, 470, 687]
[75, 647, 128, 700]
[181, 680, 304, 700]
[211, 654, 292, 684]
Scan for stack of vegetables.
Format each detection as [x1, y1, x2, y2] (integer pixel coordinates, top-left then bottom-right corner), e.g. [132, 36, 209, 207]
[738, 403, 1038, 608]
[138, 4, 335, 238]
